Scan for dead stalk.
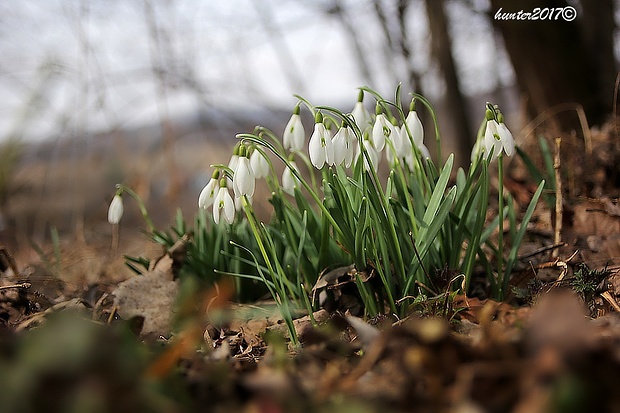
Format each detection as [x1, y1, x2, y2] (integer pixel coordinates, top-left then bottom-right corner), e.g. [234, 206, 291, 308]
[553, 137, 563, 258]
[0, 282, 31, 291]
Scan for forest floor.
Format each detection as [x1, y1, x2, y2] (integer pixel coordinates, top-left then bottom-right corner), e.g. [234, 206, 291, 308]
[0, 119, 619, 413]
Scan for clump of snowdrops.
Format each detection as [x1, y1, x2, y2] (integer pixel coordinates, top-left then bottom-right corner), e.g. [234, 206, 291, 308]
[109, 86, 543, 344]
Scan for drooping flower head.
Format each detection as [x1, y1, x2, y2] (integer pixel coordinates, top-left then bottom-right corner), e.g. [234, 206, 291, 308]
[357, 135, 380, 172]
[332, 122, 356, 168]
[308, 111, 334, 169]
[483, 105, 515, 160]
[107, 193, 124, 225]
[232, 144, 255, 198]
[351, 90, 372, 134]
[496, 111, 515, 157]
[282, 160, 300, 195]
[249, 145, 270, 179]
[213, 179, 234, 224]
[405, 100, 424, 148]
[226, 142, 242, 185]
[283, 104, 305, 152]
[198, 169, 220, 209]
[371, 104, 397, 151]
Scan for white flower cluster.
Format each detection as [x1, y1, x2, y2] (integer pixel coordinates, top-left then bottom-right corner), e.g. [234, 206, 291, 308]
[197, 143, 270, 224]
[194, 92, 433, 224]
[306, 95, 430, 173]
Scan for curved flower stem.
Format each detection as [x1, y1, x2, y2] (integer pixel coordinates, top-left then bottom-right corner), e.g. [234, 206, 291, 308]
[115, 184, 156, 233]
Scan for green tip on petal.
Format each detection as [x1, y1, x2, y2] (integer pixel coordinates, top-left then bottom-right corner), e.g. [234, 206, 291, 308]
[375, 103, 383, 115]
[357, 90, 364, 103]
[238, 144, 247, 157]
[315, 111, 323, 123]
[219, 178, 227, 188]
[409, 99, 416, 112]
[212, 169, 220, 179]
[485, 108, 495, 121]
[293, 104, 301, 115]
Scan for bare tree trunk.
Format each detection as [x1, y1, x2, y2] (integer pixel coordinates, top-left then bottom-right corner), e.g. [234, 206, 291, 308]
[491, 0, 616, 129]
[396, 0, 423, 93]
[579, 0, 616, 120]
[424, 0, 474, 165]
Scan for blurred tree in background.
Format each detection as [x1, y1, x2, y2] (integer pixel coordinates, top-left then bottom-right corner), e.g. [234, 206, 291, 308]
[0, 0, 618, 249]
[491, 0, 617, 129]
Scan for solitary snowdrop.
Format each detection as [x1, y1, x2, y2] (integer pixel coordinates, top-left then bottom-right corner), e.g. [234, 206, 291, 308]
[308, 111, 334, 169]
[107, 194, 124, 225]
[283, 105, 305, 152]
[213, 180, 235, 224]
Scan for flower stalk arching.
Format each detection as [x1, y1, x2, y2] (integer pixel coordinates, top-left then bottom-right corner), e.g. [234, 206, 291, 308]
[236, 132, 354, 256]
[107, 193, 124, 225]
[111, 183, 156, 233]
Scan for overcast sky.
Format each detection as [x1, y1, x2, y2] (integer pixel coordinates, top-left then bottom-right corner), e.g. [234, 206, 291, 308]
[0, 0, 512, 141]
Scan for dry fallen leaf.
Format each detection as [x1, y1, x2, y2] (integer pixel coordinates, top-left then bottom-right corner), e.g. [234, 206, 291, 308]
[113, 254, 178, 337]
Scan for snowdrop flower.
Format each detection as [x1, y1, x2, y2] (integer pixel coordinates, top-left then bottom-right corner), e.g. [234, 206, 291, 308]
[228, 145, 240, 171]
[226, 143, 241, 185]
[232, 145, 255, 198]
[249, 146, 270, 179]
[198, 170, 220, 209]
[282, 160, 300, 195]
[402, 104, 431, 161]
[308, 112, 334, 169]
[107, 194, 124, 225]
[332, 124, 356, 167]
[404, 105, 424, 149]
[483, 107, 515, 160]
[283, 105, 305, 152]
[351, 91, 372, 133]
[357, 137, 379, 171]
[213, 180, 235, 224]
[497, 113, 515, 157]
[371, 106, 397, 151]
[483, 117, 503, 160]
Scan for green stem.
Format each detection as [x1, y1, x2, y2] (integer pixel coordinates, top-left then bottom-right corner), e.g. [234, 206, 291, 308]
[116, 184, 156, 233]
[241, 195, 299, 346]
